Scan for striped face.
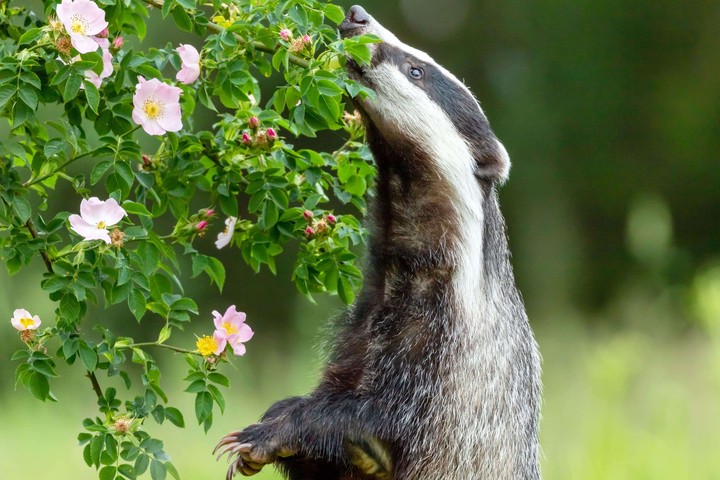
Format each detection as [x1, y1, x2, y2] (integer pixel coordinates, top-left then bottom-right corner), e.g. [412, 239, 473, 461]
[340, 6, 510, 182]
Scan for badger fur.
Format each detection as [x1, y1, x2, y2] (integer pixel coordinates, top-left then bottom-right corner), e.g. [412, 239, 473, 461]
[216, 5, 541, 479]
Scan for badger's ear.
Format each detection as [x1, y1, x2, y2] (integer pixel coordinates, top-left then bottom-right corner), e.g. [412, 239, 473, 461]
[474, 138, 511, 183]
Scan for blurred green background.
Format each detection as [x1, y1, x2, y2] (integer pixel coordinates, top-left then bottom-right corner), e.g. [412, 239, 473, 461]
[2, 0, 720, 478]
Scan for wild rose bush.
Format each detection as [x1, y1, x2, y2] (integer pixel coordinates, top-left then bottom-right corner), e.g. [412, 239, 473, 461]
[0, 0, 377, 478]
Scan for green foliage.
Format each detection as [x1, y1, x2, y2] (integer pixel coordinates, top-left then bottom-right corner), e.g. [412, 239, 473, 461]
[0, 0, 377, 477]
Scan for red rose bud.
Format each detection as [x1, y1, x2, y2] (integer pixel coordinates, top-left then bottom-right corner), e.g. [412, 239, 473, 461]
[97, 28, 109, 38]
[112, 36, 123, 50]
[266, 127, 277, 141]
[303, 34, 312, 45]
[327, 214, 337, 224]
[242, 132, 252, 145]
[200, 208, 215, 218]
[197, 220, 208, 231]
[280, 28, 291, 41]
[248, 116, 259, 129]
[305, 226, 315, 237]
[303, 210, 314, 221]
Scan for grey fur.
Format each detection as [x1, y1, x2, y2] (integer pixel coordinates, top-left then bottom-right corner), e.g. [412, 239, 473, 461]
[216, 6, 541, 479]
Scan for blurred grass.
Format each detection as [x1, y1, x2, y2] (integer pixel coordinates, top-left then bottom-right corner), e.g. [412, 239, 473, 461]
[2, 312, 720, 479]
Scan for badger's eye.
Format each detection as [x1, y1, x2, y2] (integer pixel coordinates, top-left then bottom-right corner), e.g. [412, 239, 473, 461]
[409, 67, 424, 80]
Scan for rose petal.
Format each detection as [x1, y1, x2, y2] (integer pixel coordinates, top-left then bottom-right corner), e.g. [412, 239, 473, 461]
[157, 103, 183, 132]
[71, 34, 102, 54]
[212, 330, 228, 355]
[176, 65, 200, 84]
[100, 198, 126, 226]
[79, 197, 104, 224]
[234, 323, 254, 343]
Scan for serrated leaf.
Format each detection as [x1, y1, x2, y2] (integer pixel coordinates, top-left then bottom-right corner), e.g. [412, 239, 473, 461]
[90, 160, 113, 185]
[150, 460, 167, 480]
[171, 6, 193, 32]
[128, 290, 146, 322]
[78, 342, 98, 371]
[205, 257, 225, 291]
[122, 201, 152, 217]
[324, 4, 345, 24]
[84, 82, 100, 113]
[18, 85, 38, 110]
[18, 27, 44, 45]
[27, 371, 50, 401]
[99, 465, 116, 480]
[164, 407, 185, 428]
[337, 275, 355, 305]
[195, 391, 213, 422]
[12, 196, 32, 223]
[207, 372, 229, 387]
[63, 73, 83, 102]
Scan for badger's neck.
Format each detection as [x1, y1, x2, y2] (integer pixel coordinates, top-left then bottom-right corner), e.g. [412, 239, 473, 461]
[363, 124, 509, 310]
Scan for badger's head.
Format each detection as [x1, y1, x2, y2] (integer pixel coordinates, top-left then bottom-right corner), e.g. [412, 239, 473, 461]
[339, 5, 510, 184]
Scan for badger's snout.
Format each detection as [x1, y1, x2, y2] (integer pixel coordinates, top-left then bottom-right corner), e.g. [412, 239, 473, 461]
[339, 5, 371, 38]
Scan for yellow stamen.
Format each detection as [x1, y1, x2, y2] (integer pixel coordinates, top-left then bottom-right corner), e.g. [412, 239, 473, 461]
[20, 317, 35, 329]
[223, 322, 239, 335]
[196, 336, 218, 356]
[97, 221, 107, 229]
[70, 15, 88, 35]
[142, 98, 164, 120]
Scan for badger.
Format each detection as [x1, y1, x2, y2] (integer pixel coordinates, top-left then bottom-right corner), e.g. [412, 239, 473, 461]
[216, 5, 541, 479]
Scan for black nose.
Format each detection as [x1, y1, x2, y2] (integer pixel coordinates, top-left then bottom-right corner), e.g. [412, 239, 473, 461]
[347, 5, 370, 25]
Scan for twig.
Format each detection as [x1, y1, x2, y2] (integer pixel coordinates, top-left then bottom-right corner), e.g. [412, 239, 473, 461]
[140, 0, 310, 68]
[127, 342, 200, 356]
[25, 217, 105, 400]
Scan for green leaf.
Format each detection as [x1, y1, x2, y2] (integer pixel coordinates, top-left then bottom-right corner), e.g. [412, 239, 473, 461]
[171, 6, 193, 32]
[324, 4, 345, 24]
[17, 85, 38, 110]
[165, 462, 180, 480]
[195, 391, 213, 422]
[337, 275, 356, 305]
[84, 82, 100, 113]
[207, 372, 229, 387]
[150, 460, 167, 480]
[18, 27, 44, 45]
[12, 196, 32, 223]
[27, 371, 50, 401]
[128, 290, 146, 322]
[63, 72, 83, 102]
[204, 257, 226, 291]
[99, 465, 116, 480]
[0, 84, 15, 111]
[90, 160, 113, 185]
[164, 407, 185, 428]
[78, 342, 98, 371]
[135, 454, 150, 475]
[122, 201, 152, 217]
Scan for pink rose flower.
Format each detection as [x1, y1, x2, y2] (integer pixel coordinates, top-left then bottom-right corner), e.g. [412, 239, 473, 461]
[56, 0, 108, 54]
[132, 77, 183, 136]
[68, 197, 126, 244]
[215, 216, 237, 249]
[83, 38, 113, 88]
[212, 305, 253, 356]
[11, 308, 41, 331]
[175, 44, 201, 84]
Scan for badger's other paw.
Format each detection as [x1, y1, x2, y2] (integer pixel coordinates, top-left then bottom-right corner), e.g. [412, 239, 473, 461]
[214, 422, 296, 478]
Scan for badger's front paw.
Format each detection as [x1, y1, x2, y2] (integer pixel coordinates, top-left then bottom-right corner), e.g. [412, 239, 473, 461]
[214, 422, 296, 478]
